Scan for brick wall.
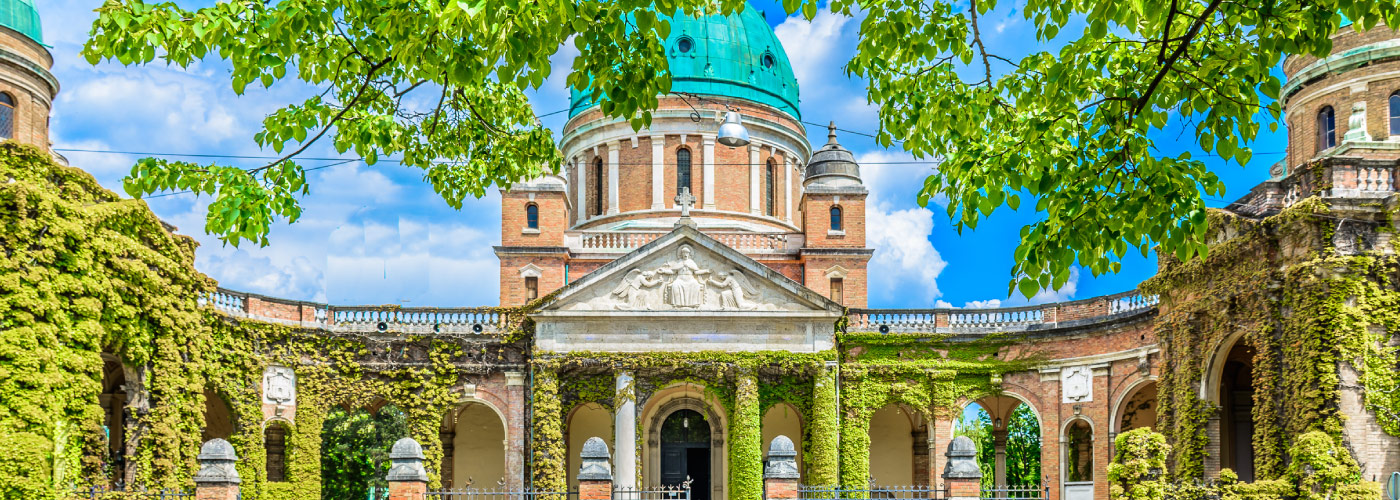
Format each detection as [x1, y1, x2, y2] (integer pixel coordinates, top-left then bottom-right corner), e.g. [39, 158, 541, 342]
[802, 256, 869, 308]
[0, 30, 54, 150]
[498, 254, 566, 306]
[803, 193, 867, 248]
[501, 190, 569, 247]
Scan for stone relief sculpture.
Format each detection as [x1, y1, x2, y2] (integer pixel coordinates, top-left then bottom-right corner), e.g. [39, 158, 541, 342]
[612, 269, 663, 310]
[263, 366, 296, 406]
[657, 244, 709, 308]
[709, 269, 758, 310]
[563, 240, 813, 312]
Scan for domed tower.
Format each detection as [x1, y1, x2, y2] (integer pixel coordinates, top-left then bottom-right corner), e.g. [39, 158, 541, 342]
[0, 0, 56, 152]
[497, 4, 871, 307]
[1232, 18, 1400, 215]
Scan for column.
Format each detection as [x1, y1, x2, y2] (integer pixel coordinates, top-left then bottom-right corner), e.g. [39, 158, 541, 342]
[784, 155, 794, 223]
[608, 142, 621, 215]
[506, 371, 527, 490]
[651, 136, 665, 209]
[194, 439, 241, 500]
[703, 136, 716, 209]
[614, 371, 637, 489]
[533, 369, 567, 491]
[731, 372, 763, 500]
[993, 429, 1008, 487]
[575, 157, 586, 224]
[749, 145, 761, 214]
[808, 363, 840, 487]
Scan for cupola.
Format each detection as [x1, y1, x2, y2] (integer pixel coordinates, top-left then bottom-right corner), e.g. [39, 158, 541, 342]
[804, 123, 864, 189]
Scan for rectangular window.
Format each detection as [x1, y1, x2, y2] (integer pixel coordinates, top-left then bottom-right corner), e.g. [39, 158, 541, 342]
[525, 277, 539, 301]
[830, 278, 844, 304]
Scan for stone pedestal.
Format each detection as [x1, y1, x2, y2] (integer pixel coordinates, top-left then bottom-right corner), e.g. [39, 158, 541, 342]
[579, 437, 613, 500]
[194, 439, 240, 500]
[387, 438, 429, 500]
[943, 436, 982, 500]
[764, 436, 800, 500]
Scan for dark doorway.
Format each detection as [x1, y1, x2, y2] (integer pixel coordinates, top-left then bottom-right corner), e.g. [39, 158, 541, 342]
[661, 409, 711, 500]
[1219, 342, 1255, 482]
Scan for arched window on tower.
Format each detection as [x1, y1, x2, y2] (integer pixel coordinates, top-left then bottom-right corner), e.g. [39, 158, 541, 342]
[591, 157, 604, 217]
[1389, 91, 1400, 136]
[526, 203, 539, 230]
[1317, 106, 1336, 153]
[677, 148, 692, 197]
[765, 158, 776, 216]
[830, 205, 843, 232]
[0, 93, 16, 140]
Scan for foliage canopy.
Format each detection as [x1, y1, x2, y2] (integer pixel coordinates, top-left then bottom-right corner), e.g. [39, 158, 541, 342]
[83, 0, 1400, 295]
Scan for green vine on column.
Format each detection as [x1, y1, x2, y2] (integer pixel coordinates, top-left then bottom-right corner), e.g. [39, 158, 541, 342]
[807, 366, 839, 488]
[729, 371, 762, 500]
[531, 368, 566, 493]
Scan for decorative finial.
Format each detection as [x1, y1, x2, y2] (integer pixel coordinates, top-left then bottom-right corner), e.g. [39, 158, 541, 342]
[827, 121, 838, 145]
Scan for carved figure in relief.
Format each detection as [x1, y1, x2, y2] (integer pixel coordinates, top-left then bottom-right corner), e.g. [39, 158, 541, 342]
[709, 269, 758, 310]
[657, 245, 709, 308]
[612, 269, 663, 310]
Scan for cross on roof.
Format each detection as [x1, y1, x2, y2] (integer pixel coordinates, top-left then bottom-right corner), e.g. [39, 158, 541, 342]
[675, 187, 696, 218]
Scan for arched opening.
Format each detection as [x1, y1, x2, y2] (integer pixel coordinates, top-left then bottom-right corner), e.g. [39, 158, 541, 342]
[1218, 341, 1255, 481]
[98, 356, 127, 484]
[444, 402, 507, 489]
[0, 92, 16, 140]
[320, 403, 407, 500]
[1114, 380, 1158, 434]
[643, 388, 727, 500]
[959, 397, 1042, 489]
[868, 404, 915, 486]
[661, 409, 712, 500]
[1317, 106, 1336, 153]
[591, 157, 604, 217]
[202, 389, 234, 442]
[1062, 419, 1094, 500]
[761, 403, 803, 477]
[765, 158, 776, 216]
[1389, 92, 1399, 136]
[566, 403, 613, 492]
[265, 421, 290, 482]
[677, 148, 693, 196]
[830, 206, 843, 232]
[526, 203, 539, 230]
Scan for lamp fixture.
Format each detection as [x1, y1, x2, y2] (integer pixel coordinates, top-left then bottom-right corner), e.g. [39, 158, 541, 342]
[672, 92, 751, 148]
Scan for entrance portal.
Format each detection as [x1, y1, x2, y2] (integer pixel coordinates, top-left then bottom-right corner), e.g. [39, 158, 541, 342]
[660, 409, 711, 500]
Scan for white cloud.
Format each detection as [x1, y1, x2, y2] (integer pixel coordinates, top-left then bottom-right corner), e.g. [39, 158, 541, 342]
[774, 11, 854, 101]
[963, 299, 1003, 308]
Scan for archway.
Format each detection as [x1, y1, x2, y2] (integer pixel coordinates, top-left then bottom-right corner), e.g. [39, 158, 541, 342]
[761, 403, 803, 477]
[660, 409, 712, 500]
[566, 403, 613, 492]
[98, 355, 127, 484]
[1113, 380, 1158, 434]
[320, 403, 407, 500]
[265, 420, 291, 483]
[1062, 419, 1094, 500]
[643, 387, 727, 500]
[447, 402, 507, 488]
[1218, 341, 1255, 481]
[202, 389, 234, 442]
[868, 404, 915, 486]
[960, 396, 1042, 489]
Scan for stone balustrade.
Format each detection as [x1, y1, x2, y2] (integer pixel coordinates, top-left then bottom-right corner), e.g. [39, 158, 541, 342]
[1229, 152, 1400, 218]
[847, 290, 1158, 334]
[203, 288, 522, 336]
[567, 229, 801, 254]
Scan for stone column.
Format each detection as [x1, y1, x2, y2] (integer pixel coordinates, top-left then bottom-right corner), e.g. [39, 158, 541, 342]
[440, 431, 456, 488]
[578, 437, 613, 500]
[943, 436, 982, 500]
[194, 439, 240, 500]
[652, 136, 665, 209]
[507, 371, 527, 490]
[749, 145, 761, 214]
[764, 436, 800, 500]
[784, 155, 794, 222]
[993, 429, 1008, 487]
[703, 136, 716, 209]
[614, 371, 637, 489]
[387, 438, 430, 500]
[608, 142, 621, 215]
[732, 372, 763, 500]
[808, 363, 840, 487]
[575, 157, 586, 223]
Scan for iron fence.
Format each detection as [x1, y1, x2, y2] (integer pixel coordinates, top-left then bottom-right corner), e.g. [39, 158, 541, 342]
[424, 486, 578, 500]
[799, 485, 949, 500]
[614, 485, 692, 500]
[979, 485, 1046, 500]
[70, 485, 194, 499]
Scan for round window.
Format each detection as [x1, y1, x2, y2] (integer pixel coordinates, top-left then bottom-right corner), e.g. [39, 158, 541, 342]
[761, 52, 775, 68]
[678, 37, 693, 53]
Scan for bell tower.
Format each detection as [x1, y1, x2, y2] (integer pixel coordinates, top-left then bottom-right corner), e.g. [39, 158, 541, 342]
[0, 0, 57, 153]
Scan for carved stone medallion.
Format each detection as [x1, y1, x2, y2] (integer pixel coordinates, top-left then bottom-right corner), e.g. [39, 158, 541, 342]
[1062, 365, 1092, 403]
[263, 366, 296, 406]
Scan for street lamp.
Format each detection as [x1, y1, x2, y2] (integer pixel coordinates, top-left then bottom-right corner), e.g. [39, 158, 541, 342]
[717, 110, 750, 147]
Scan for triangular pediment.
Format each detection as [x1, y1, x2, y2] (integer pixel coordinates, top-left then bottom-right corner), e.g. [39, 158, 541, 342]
[537, 226, 839, 316]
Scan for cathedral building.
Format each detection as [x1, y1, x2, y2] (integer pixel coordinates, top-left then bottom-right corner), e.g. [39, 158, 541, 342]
[8, 3, 1400, 500]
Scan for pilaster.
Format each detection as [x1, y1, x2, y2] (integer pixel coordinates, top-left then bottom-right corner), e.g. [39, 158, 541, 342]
[703, 136, 716, 209]
[608, 142, 621, 214]
[749, 144, 761, 214]
[651, 135, 665, 209]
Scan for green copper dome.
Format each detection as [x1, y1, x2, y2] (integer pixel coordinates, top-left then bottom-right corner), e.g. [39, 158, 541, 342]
[0, 0, 40, 45]
[569, 4, 800, 120]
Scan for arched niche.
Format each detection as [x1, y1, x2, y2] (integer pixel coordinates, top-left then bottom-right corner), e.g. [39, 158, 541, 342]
[98, 354, 127, 484]
[1061, 418, 1095, 500]
[1112, 379, 1158, 434]
[566, 403, 613, 492]
[444, 401, 508, 488]
[868, 404, 915, 486]
[202, 389, 234, 442]
[264, 419, 291, 482]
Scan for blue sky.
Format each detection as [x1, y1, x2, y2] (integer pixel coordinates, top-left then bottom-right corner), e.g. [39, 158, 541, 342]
[36, 1, 1284, 309]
